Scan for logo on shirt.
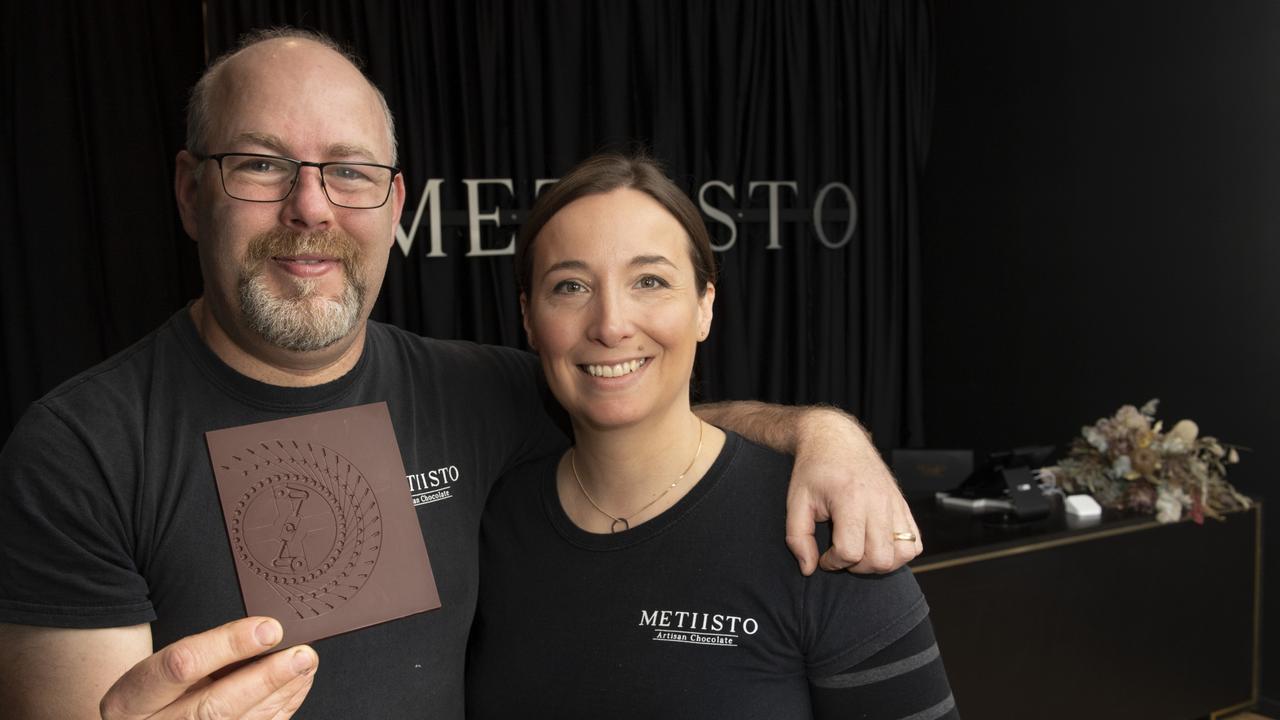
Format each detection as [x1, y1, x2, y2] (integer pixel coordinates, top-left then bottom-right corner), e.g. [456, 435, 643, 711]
[638, 608, 759, 647]
[406, 464, 461, 506]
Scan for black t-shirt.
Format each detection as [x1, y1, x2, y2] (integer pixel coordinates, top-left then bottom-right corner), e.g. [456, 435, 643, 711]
[0, 306, 567, 719]
[467, 432, 937, 719]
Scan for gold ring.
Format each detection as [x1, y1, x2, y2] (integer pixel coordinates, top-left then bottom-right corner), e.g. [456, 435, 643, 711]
[892, 531, 916, 542]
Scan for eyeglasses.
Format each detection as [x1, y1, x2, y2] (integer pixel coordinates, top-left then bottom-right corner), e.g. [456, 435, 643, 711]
[195, 152, 401, 209]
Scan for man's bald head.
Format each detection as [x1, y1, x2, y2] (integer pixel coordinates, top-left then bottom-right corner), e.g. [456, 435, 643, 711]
[185, 28, 397, 165]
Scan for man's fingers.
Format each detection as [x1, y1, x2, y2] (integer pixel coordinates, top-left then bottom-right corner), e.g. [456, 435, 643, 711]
[168, 645, 316, 720]
[786, 534, 821, 576]
[267, 670, 318, 720]
[818, 479, 875, 572]
[883, 500, 922, 568]
[849, 499, 921, 573]
[818, 513, 868, 572]
[784, 487, 821, 576]
[250, 650, 317, 720]
[897, 508, 924, 564]
[861, 512, 900, 573]
[101, 617, 283, 719]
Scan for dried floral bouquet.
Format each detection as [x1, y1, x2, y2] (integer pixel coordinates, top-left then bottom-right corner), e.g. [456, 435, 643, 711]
[1038, 400, 1249, 523]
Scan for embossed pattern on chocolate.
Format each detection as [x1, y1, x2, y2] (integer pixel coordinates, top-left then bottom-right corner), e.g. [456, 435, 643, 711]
[224, 441, 381, 619]
[207, 402, 440, 648]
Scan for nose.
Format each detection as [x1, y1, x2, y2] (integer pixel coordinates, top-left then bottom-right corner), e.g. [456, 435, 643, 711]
[279, 166, 335, 231]
[587, 287, 635, 348]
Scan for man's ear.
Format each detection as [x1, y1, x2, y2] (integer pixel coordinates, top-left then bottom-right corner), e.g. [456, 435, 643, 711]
[697, 282, 715, 341]
[520, 292, 537, 351]
[386, 170, 407, 250]
[174, 150, 203, 241]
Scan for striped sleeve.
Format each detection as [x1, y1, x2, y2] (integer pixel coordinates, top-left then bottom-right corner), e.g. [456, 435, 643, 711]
[809, 617, 960, 719]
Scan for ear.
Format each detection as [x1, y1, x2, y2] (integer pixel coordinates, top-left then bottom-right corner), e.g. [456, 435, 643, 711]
[520, 292, 537, 351]
[386, 170, 407, 250]
[697, 282, 715, 341]
[174, 150, 203, 241]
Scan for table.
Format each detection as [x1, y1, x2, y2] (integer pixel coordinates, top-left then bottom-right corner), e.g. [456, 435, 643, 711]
[910, 496, 1261, 719]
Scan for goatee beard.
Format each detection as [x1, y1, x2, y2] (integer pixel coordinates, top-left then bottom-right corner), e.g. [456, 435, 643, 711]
[237, 228, 368, 352]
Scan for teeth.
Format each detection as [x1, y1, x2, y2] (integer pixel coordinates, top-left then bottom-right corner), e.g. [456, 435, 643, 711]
[585, 359, 646, 378]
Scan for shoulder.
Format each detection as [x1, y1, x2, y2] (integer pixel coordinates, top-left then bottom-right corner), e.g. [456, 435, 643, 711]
[28, 313, 187, 435]
[712, 432, 796, 507]
[1, 315, 185, 501]
[486, 454, 558, 510]
[365, 322, 547, 422]
[479, 454, 560, 548]
[710, 434, 930, 672]
[800, 564, 928, 677]
[367, 321, 538, 375]
[725, 433, 795, 475]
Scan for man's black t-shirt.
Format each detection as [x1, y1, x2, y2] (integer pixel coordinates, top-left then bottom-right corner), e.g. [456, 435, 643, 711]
[467, 432, 936, 719]
[0, 306, 566, 719]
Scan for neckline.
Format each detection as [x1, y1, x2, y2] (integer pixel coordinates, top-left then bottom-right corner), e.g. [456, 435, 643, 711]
[170, 302, 370, 411]
[540, 430, 742, 550]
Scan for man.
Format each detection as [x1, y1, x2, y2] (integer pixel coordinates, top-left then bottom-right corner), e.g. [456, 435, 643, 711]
[0, 29, 921, 719]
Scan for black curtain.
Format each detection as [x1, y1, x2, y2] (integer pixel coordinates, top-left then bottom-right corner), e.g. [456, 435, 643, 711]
[1, 1, 204, 434]
[4, 0, 932, 452]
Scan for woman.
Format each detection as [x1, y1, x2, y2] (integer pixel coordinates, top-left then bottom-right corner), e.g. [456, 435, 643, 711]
[467, 153, 956, 718]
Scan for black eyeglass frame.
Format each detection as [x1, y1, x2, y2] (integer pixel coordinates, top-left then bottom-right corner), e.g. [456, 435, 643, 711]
[194, 152, 402, 209]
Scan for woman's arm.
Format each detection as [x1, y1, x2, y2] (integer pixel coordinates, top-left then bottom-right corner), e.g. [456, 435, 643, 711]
[694, 401, 922, 574]
[809, 617, 959, 719]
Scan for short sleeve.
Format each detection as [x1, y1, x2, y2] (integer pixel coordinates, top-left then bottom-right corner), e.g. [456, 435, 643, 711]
[0, 402, 155, 627]
[489, 348, 569, 476]
[801, 562, 930, 679]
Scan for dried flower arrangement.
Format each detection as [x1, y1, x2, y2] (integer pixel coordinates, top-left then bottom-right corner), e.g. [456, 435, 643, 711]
[1037, 400, 1249, 523]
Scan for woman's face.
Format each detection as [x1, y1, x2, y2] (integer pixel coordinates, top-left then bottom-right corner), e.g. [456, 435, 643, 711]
[522, 187, 714, 432]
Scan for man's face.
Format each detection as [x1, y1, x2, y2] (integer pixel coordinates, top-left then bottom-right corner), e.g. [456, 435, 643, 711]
[178, 39, 404, 353]
[236, 225, 368, 351]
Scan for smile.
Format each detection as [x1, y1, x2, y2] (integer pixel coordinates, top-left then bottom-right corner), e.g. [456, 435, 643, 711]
[275, 254, 339, 264]
[273, 255, 342, 278]
[581, 358, 648, 378]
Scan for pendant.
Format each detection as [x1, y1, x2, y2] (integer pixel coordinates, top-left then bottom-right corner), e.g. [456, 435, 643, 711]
[610, 518, 630, 533]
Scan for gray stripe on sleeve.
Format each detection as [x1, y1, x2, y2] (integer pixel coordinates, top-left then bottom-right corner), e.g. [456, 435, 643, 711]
[898, 692, 956, 720]
[811, 643, 941, 689]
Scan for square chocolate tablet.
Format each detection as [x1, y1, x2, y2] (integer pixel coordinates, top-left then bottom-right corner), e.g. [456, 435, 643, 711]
[206, 402, 440, 648]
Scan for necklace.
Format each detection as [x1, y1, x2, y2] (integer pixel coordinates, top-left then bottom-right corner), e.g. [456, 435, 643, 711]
[570, 420, 705, 533]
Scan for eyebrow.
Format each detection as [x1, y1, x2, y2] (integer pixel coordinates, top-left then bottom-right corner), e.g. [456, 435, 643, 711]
[540, 254, 678, 280]
[233, 132, 291, 156]
[325, 143, 381, 163]
[541, 259, 588, 279]
[230, 133, 380, 163]
[629, 255, 677, 270]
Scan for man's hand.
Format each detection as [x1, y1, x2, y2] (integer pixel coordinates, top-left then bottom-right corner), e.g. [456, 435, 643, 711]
[99, 617, 317, 720]
[784, 409, 922, 575]
[693, 400, 923, 575]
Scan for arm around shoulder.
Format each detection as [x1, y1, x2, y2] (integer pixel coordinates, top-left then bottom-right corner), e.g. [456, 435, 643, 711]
[694, 401, 922, 575]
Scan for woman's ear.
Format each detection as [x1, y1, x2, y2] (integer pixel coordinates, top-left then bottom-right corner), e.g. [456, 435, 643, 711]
[520, 293, 537, 351]
[697, 283, 715, 341]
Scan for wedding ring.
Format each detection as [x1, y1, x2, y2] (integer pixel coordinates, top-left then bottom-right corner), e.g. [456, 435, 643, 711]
[892, 531, 917, 542]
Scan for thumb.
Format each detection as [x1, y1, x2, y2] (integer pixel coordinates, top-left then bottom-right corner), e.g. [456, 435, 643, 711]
[785, 486, 821, 576]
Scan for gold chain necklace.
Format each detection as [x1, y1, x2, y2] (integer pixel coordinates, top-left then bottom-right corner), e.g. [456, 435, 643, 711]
[570, 420, 705, 533]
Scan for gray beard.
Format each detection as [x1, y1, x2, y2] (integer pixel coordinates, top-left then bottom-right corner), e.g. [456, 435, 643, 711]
[238, 271, 365, 352]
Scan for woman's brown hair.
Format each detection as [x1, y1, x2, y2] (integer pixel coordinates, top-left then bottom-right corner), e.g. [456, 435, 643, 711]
[516, 152, 717, 297]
